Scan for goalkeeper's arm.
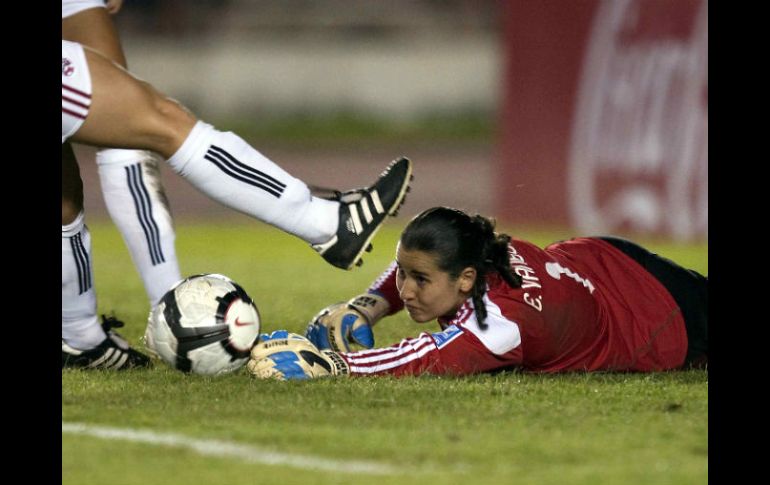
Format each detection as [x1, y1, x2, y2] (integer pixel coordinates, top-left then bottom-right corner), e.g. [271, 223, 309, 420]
[305, 293, 391, 352]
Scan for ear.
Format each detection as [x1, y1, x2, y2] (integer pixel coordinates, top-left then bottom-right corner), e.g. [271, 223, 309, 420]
[458, 267, 477, 293]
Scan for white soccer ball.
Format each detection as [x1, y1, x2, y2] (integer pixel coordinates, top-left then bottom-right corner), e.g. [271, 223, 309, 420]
[145, 273, 261, 375]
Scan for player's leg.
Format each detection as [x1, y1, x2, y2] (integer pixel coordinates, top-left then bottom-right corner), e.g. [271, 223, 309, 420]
[71, 48, 338, 242]
[69, 42, 413, 270]
[62, 142, 151, 369]
[66, 42, 195, 159]
[97, 150, 181, 305]
[598, 236, 708, 368]
[62, 142, 103, 351]
[63, 5, 182, 305]
[62, 5, 127, 67]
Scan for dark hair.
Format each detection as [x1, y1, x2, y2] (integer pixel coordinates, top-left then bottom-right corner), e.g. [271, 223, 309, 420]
[400, 207, 521, 328]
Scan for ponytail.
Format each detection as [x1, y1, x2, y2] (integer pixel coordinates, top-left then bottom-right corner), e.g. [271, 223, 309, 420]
[468, 215, 521, 328]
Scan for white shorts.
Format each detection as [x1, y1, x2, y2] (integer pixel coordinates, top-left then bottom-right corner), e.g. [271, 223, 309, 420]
[62, 0, 105, 19]
[62, 40, 92, 144]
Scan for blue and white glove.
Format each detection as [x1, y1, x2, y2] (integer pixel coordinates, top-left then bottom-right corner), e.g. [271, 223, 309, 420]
[247, 330, 349, 380]
[305, 293, 390, 352]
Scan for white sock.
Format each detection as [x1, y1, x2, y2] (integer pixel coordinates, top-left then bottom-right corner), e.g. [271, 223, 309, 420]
[167, 121, 338, 244]
[62, 212, 105, 350]
[97, 148, 182, 305]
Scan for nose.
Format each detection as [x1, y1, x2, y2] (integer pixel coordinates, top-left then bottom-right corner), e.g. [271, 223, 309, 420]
[398, 278, 416, 302]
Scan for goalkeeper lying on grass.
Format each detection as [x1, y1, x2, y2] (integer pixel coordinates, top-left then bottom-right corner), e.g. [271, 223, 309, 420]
[248, 206, 708, 379]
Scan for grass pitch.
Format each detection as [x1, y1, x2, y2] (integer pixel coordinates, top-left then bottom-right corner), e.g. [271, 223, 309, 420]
[62, 220, 708, 485]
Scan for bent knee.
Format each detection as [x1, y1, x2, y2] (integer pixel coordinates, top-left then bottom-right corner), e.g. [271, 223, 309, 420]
[142, 88, 197, 157]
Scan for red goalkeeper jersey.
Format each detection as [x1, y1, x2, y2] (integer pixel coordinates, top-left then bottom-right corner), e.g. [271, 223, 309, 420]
[339, 237, 688, 376]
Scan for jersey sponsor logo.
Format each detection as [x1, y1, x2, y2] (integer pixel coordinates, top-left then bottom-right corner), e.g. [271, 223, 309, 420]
[431, 324, 463, 349]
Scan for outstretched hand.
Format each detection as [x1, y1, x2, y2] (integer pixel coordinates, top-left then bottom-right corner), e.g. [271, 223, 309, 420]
[305, 293, 390, 352]
[247, 330, 349, 380]
[305, 303, 374, 352]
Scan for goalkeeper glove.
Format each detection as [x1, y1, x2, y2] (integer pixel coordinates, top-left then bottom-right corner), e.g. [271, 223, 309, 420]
[305, 293, 390, 352]
[247, 330, 349, 380]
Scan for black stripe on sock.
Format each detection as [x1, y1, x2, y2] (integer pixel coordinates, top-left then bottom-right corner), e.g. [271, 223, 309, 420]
[77, 233, 91, 293]
[70, 233, 92, 294]
[126, 165, 157, 264]
[132, 164, 166, 265]
[126, 164, 165, 265]
[209, 145, 287, 191]
[204, 146, 286, 197]
[204, 153, 283, 198]
[69, 235, 85, 294]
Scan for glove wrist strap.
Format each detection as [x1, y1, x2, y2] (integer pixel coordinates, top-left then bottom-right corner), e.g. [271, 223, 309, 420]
[347, 293, 390, 326]
[322, 350, 350, 375]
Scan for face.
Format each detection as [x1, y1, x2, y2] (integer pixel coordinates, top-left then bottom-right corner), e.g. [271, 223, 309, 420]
[395, 243, 476, 323]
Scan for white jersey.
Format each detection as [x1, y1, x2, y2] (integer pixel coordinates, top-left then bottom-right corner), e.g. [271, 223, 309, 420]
[62, 40, 92, 144]
[62, 0, 105, 19]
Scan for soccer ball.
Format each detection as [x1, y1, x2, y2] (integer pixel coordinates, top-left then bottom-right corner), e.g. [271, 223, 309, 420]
[145, 273, 261, 375]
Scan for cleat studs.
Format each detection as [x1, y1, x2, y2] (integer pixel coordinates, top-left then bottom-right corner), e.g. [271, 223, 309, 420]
[356, 259, 364, 267]
[366, 243, 373, 252]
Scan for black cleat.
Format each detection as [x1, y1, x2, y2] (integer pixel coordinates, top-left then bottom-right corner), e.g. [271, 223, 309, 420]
[312, 157, 413, 270]
[62, 315, 152, 370]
